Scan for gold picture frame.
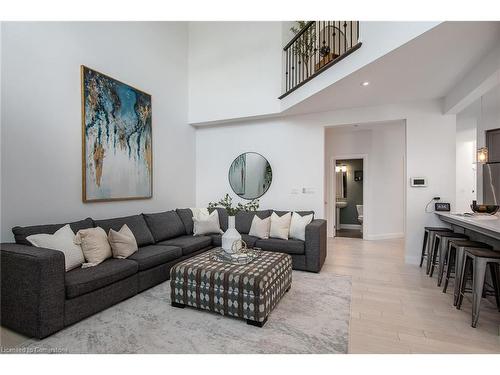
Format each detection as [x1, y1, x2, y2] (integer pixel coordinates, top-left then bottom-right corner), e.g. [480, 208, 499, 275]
[81, 65, 153, 202]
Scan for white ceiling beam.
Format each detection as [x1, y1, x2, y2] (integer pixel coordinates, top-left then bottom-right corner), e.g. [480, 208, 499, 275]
[444, 43, 500, 114]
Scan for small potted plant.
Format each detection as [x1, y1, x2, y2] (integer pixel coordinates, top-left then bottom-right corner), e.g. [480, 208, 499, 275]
[208, 194, 259, 253]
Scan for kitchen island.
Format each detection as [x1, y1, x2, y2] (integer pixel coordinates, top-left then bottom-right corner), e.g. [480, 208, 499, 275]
[436, 212, 500, 248]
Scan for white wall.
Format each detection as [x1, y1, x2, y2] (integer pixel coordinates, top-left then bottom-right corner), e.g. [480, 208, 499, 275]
[1, 22, 196, 241]
[455, 111, 477, 212]
[280, 22, 440, 112]
[455, 84, 500, 203]
[476, 84, 500, 201]
[196, 99, 456, 265]
[188, 22, 283, 124]
[196, 119, 324, 214]
[325, 121, 406, 240]
[189, 22, 439, 125]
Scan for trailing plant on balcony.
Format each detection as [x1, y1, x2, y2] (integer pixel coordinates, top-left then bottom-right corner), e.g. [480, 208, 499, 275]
[208, 193, 259, 216]
[290, 21, 316, 76]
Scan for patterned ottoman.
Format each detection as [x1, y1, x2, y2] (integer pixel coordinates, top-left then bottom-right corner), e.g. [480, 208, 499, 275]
[170, 249, 292, 327]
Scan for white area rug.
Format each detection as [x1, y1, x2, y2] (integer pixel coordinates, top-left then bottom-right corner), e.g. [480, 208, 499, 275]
[25, 271, 351, 353]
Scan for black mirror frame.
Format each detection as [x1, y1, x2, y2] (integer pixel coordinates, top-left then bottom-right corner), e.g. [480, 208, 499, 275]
[228, 152, 273, 200]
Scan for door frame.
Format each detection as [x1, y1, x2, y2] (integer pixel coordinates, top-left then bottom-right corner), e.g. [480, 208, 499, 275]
[328, 154, 368, 239]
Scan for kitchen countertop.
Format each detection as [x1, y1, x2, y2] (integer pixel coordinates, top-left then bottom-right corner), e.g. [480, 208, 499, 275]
[436, 212, 500, 241]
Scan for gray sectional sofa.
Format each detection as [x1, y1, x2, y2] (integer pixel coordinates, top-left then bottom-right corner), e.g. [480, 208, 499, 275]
[0, 208, 326, 339]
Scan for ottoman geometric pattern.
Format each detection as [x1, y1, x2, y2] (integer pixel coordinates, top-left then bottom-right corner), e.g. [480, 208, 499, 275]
[170, 250, 292, 326]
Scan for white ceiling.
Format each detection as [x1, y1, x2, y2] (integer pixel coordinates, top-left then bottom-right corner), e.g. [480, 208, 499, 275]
[284, 21, 500, 116]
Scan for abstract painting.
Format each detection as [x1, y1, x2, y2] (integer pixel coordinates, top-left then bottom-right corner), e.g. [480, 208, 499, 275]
[81, 66, 152, 202]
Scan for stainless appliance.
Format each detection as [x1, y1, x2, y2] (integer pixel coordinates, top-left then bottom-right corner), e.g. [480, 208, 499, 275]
[483, 163, 500, 205]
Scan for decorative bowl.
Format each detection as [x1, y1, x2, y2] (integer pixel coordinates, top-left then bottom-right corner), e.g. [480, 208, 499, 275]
[470, 204, 499, 214]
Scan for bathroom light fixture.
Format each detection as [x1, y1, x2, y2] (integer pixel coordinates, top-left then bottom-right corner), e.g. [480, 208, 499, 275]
[361, 81, 370, 87]
[335, 165, 347, 172]
[477, 147, 488, 164]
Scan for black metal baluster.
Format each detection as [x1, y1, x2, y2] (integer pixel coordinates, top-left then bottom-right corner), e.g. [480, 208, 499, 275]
[293, 41, 296, 90]
[285, 48, 289, 93]
[321, 21, 326, 70]
[350, 21, 352, 50]
[327, 21, 330, 67]
[313, 21, 317, 75]
[343, 21, 347, 53]
[289, 47, 291, 92]
[280, 20, 361, 98]
[332, 20, 336, 60]
[337, 21, 340, 55]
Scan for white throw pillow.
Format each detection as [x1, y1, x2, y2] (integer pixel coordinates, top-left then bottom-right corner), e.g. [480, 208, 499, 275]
[108, 224, 138, 259]
[27, 224, 85, 271]
[193, 210, 223, 236]
[75, 227, 112, 268]
[249, 215, 271, 239]
[190, 207, 209, 220]
[269, 212, 292, 240]
[289, 212, 314, 241]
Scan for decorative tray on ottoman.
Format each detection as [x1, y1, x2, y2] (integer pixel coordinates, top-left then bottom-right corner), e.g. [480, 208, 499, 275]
[211, 247, 261, 265]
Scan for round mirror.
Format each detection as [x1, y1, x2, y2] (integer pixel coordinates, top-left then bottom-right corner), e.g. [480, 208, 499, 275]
[228, 152, 272, 200]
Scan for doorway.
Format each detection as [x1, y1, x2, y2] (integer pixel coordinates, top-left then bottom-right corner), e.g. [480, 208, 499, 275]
[335, 158, 364, 238]
[324, 120, 406, 241]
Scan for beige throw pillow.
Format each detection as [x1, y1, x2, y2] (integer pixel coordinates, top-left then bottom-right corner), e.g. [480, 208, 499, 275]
[75, 227, 112, 268]
[269, 212, 292, 240]
[249, 215, 271, 239]
[108, 224, 138, 259]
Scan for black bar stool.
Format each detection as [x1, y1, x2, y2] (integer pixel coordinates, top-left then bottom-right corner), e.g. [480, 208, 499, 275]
[456, 248, 500, 327]
[426, 230, 458, 276]
[443, 240, 492, 298]
[432, 232, 469, 283]
[421, 227, 452, 271]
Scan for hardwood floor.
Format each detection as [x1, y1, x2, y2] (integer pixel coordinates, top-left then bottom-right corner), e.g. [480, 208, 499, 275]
[326, 236, 500, 353]
[2, 236, 499, 353]
[335, 229, 363, 238]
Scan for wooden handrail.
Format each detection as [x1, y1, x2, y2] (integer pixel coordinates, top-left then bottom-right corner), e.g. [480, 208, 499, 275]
[283, 21, 315, 51]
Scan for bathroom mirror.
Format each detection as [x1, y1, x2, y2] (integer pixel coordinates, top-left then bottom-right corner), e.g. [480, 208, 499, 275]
[335, 165, 347, 199]
[228, 152, 272, 200]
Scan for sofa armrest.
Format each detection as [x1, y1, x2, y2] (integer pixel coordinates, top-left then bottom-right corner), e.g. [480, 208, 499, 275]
[304, 219, 327, 272]
[1, 243, 65, 338]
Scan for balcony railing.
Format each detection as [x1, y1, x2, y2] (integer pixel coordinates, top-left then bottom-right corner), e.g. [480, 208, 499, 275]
[280, 21, 362, 99]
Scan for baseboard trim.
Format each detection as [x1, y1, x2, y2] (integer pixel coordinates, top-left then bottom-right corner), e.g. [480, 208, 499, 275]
[364, 232, 405, 240]
[339, 224, 362, 230]
[405, 255, 420, 265]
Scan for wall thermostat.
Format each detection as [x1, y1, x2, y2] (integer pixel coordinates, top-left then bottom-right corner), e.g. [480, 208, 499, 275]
[410, 177, 427, 187]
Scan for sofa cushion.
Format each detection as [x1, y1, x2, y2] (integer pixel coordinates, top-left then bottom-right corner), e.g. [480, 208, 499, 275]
[158, 235, 212, 256]
[235, 210, 271, 234]
[128, 245, 182, 271]
[176, 209, 194, 234]
[94, 215, 154, 247]
[274, 210, 314, 219]
[143, 211, 186, 242]
[214, 208, 229, 231]
[211, 234, 259, 248]
[65, 258, 138, 299]
[12, 217, 94, 246]
[254, 238, 305, 255]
